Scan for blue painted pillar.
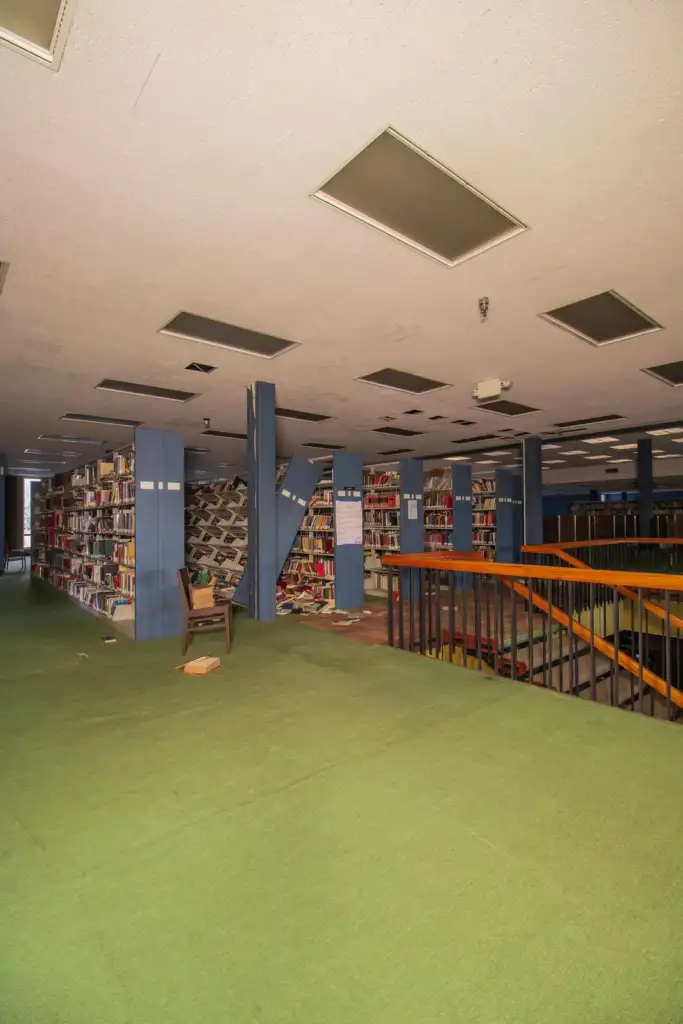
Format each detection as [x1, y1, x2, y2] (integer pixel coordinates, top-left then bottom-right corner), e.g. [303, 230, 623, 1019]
[496, 468, 514, 563]
[134, 428, 185, 640]
[451, 463, 473, 553]
[246, 381, 277, 620]
[399, 459, 424, 553]
[637, 438, 653, 536]
[512, 473, 524, 560]
[333, 451, 364, 610]
[0, 455, 5, 573]
[522, 436, 543, 545]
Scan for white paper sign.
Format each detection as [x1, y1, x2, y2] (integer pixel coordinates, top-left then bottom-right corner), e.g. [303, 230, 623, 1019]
[408, 499, 418, 520]
[168, 482, 181, 491]
[336, 501, 362, 545]
[140, 481, 154, 490]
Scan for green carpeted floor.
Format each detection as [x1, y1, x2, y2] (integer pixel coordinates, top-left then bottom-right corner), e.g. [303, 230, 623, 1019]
[2, 574, 683, 1023]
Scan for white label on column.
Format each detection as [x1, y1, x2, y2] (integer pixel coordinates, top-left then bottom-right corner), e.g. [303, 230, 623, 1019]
[408, 499, 418, 520]
[168, 482, 181, 491]
[403, 493, 410, 499]
[337, 490, 346, 498]
[158, 481, 164, 489]
[282, 489, 291, 498]
[140, 481, 154, 490]
[353, 490, 361, 497]
[297, 497, 306, 506]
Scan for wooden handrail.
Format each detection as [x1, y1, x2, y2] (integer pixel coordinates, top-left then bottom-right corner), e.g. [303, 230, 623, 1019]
[382, 553, 683, 592]
[524, 545, 683, 634]
[506, 577, 683, 711]
[523, 538, 683, 551]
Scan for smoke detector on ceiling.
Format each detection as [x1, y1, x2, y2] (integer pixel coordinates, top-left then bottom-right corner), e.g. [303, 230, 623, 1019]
[472, 378, 512, 403]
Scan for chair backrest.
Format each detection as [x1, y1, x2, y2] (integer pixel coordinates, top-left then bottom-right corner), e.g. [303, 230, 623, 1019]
[177, 567, 193, 611]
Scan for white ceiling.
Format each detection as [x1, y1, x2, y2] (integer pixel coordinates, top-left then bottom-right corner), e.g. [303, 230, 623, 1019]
[1, 0, 683, 480]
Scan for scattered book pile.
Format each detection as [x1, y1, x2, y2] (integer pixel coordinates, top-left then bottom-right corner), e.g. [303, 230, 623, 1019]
[185, 477, 248, 599]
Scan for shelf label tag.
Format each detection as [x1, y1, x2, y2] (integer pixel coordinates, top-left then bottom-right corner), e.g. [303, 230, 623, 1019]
[168, 482, 181, 491]
[140, 481, 154, 490]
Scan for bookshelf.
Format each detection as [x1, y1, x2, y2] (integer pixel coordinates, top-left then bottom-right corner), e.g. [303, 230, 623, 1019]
[472, 477, 496, 561]
[363, 468, 400, 595]
[31, 447, 136, 626]
[424, 469, 452, 551]
[278, 476, 336, 611]
[185, 476, 248, 599]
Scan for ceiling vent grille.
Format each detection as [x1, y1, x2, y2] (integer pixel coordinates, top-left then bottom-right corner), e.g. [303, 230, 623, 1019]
[315, 128, 525, 266]
[160, 312, 299, 359]
[95, 379, 197, 403]
[0, 0, 75, 70]
[358, 368, 449, 395]
[302, 442, 345, 450]
[185, 361, 216, 374]
[201, 429, 247, 440]
[540, 291, 661, 347]
[39, 433, 104, 444]
[373, 426, 423, 437]
[379, 448, 415, 455]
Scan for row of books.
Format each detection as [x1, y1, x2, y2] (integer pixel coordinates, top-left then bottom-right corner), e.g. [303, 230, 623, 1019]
[364, 530, 400, 550]
[473, 478, 495, 493]
[285, 557, 335, 579]
[82, 480, 134, 506]
[53, 510, 135, 534]
[364, 492, 400, 509]
[300, 514, 334, 531]
[184, 477, 248, 597]
[293, 535, 334, 554]
[425, 514, 452, 529]
[365, 510, 399, 527]
[472, 513, 495, 527]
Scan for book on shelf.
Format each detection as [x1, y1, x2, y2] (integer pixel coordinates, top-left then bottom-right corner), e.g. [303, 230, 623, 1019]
[32, 445, 137, 622]
[279, 478, 337, 613]
[363, 470, 400, 593]
[184, 476, 248, 598]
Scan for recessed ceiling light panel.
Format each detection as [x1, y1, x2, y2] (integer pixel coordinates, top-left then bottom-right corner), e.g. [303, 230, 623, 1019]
[540, 291, 661, 346]
[62, 412, 141, 427]
[276, 407, 330, 423]
[185, 361, 217, 373]
[372, 426, 423, 437]
[379, 448, 415, 455]
[584, 436, 619, 444]
[553, 414, 623, 428]
[39, 434, 104, 445]
[478, 399, 539, 417]
[160, 312, 299, 359]
[358, 368, 449, 395]
[302, 442, 345, 450]
[95, 380, 197, 403]
[201, 429, 247, 439]
[315, 128, 525, 266]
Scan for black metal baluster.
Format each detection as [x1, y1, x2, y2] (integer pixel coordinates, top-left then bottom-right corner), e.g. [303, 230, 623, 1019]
[435, 571, 442, 661]
[387, 566, 394, 647]
[427, 570, 433, 656]
[511, 578, 518, 681]
[419, 569, 426, 655]
[546, 579, 553, 691]
[462, 572, 469, 670]
[475, 574, 482, 670]
[397, 566, 404, 651]
[494, 578, 501, 677]
[409, 569, 415, 651]
[612, 586, 620, 707]
[448, 573, 455, 664]
[637, 588, 644, 714]
[527, 579, 534, 684]
[567, 581, 575, 695]
[589, 582, 596, 702]
[485, 580, 492, 667]
[665, 591, 672, 720]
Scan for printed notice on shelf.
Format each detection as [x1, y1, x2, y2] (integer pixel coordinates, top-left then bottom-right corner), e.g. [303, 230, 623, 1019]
[336, 500, 363, 545]
[408, 499, 418, 520]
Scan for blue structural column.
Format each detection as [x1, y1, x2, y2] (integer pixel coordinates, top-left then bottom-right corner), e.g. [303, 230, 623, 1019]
[134, 428, 185, 640]
[0, 455, 5, 574]
[245, 381, 277, 620]
[496, 468, 514, 563]
[522, 436, 543, 545]
[512, 473, 524, 560]
[451, 463, 473, 553]
[333, 451, 364, 610]
[399, 459, 424, 554]
[637, 438, 653, 536]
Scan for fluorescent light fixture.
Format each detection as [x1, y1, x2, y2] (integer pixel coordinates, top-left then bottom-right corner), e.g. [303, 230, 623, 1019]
[584, 436, 620, 444]
[648, 427, 683, 436]
[611, 443, 637, 450]
[655, 453, 681, 459]
[39, 434, 104, 444]
[444, 455, 470, 461]
[608, 459, 632, 464]
[94, 380, 196, 403]
[484, 450, 512, 455]
[562, 449, 589, 455]
[543, 459, 566, 465]
[541, 443, 561, 450]
[475, 459, 499, 465]
[585, 454, 610, 460]
[672, 438, 683, 444]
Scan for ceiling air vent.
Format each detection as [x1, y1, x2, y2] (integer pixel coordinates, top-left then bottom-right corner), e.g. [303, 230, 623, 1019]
[315, 128, 525, 266]
[62, 413, 141, 427]
[0, 0, 75, 69]
[358, 368, 449, 395]
[276, 407, 330, 423]
[379, 448, 415, 455]
[302, 442, 345, 450]
[642, 361, 683, 387]
[160, 312, 299, 359]
[373, 426, 422, 437]
[95, 379, 197, 403]
[185, 362, 216, 374]
[452, 419, 477, 426]
[540, 291, 661, 347]
[553, 414, 624, 427]
[453, 434, 498, 444]
[201, 430, 247, 440]
[477, 400, 539, 417]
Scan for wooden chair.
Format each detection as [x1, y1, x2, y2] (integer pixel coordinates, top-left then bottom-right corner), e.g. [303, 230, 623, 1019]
[5, 541, 29, 573]
[178, 567, 232, 655]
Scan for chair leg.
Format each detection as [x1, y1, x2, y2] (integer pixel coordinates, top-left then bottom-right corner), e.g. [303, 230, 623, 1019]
[181, 626, 189, 656]
[225, 608, 231, 652]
